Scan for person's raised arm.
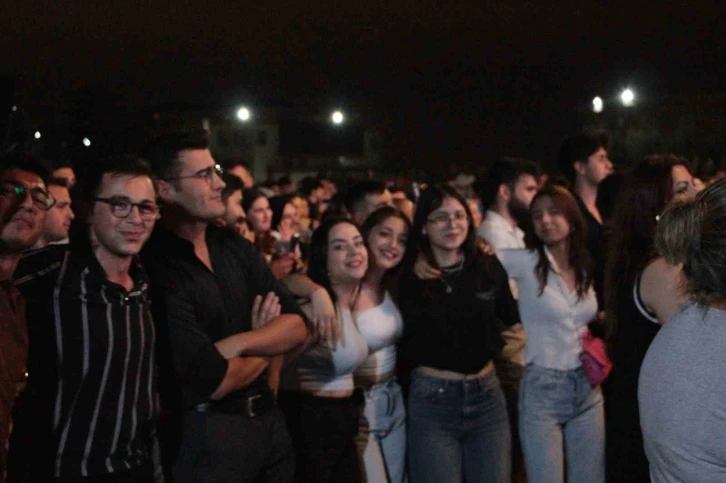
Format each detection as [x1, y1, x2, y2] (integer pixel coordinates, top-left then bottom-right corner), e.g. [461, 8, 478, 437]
[282, 272, 339, 345]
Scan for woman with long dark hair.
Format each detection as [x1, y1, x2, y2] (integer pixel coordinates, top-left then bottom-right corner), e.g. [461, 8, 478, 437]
[497, 184, 602, 482]
[354, 206, 411, 483]
[398, 184, 517, 483]
[277, 217, 369, 483]
[604, 155, 698, 482]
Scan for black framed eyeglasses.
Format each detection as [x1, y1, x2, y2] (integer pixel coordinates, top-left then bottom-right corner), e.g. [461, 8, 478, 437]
[0, 180, 56, 211]
[427, 211, 468, 226]
[93, 197, 160, 221]
[164, 164, 224, 185]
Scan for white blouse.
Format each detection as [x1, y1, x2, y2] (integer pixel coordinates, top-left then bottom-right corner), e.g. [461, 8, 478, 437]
[497, 248, 597, 370]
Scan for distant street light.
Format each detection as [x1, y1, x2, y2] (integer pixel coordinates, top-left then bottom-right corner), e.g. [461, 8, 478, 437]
[331, 111, 344, 125]
[34, 131, 41, 139]
[82, 137, 91, 147]
[620, 89, 635, 107]
[592, 96, 603, 113]
[236, 106, 251, 122]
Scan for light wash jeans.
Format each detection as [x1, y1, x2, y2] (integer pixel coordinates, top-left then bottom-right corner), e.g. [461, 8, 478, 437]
[519, 364, 605, 483]
[356, 379, 407, 483]
[407, 368, 511, 483]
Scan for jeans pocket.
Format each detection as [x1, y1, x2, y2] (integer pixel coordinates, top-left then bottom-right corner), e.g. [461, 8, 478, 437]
[410, 373, 449, 401]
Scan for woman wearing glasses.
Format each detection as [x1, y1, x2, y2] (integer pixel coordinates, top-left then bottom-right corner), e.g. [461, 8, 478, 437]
[397, 184, 518, 483]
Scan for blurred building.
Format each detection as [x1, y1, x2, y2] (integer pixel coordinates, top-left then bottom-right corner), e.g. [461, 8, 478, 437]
[150, 103, 386, 183]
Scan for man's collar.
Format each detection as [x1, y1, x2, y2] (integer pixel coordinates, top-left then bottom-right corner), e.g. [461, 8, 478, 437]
[66, 224, 149, 292]
[485, 210, 522, 235]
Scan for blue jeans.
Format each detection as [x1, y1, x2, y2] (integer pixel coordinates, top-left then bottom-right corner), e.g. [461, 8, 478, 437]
[407, 368, 511, 483]
[356, 379, 407, 483]
[519, 364, 605, 483]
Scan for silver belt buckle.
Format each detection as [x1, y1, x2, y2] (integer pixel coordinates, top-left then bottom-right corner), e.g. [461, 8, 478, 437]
[247, 394, 262, 418]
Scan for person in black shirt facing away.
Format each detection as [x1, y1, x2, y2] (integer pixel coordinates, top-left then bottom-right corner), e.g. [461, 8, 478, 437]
[397, 184, 519, 483]
[557, 133, 613, 309]
[141, 130, 309, 483]
[11, 155, 160, 482]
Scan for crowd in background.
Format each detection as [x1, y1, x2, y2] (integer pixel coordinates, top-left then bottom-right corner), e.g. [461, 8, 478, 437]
[0, 128, 725, 483]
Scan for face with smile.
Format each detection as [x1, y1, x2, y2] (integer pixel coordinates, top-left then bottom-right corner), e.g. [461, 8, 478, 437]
[531, 195, 571, 247]
[89, 174, 158, 259]
[279, 202, 297, 234]
[366, 215, 408, 271]
[327, 222, 368, 285]
[0, 169, 49, 251]
[248, 195, 272, 234]
[423, 196, 470, 253]
[160, 149, 226, 221]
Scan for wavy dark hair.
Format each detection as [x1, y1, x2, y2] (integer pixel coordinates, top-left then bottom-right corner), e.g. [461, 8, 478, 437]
[306, 216, 361, 306]
[269, 195, 294, 232]
[527, 184, 592, 300]
[361, 206, 411, 291]
[401, 184, 478, 275]
[604, 154, 687, 342]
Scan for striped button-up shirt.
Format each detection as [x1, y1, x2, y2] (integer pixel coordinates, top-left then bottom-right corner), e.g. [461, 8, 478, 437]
[12, 242, 157, 479]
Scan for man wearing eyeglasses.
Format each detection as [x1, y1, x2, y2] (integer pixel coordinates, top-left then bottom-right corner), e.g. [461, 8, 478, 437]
[10, 155, 160, 483]
[0, 154, 53, 482]
[141, 130, 309, 483]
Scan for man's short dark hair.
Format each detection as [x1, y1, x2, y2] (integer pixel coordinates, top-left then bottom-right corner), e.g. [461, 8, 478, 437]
[221, 158, 251, 173]
[557, 133, 609, 181]
[299, 177, 323, 197]
[82, 155, 155, 203]
[221, 173, 244, 204]
[142, 129, 209, 179]
[343, 180, 386, 215]
[48, 177, 69, 189]
[477, 158, 540, 209]
[0, 152, 51, 185]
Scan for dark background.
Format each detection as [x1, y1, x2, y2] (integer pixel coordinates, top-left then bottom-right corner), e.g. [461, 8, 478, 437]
[1, 1, 723, 172]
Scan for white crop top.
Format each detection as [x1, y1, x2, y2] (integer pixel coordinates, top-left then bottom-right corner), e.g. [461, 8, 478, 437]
[280, 306, 369, 392]
[354, 291, 404, 377]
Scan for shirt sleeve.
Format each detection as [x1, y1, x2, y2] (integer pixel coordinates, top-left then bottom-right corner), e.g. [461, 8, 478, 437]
[495, 249, 528, 281]
[151, 274, 229, 400]
[488, 255, 520, 328]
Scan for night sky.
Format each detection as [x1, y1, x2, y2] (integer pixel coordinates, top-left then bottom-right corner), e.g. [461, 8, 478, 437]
[2, 1, 723, 171]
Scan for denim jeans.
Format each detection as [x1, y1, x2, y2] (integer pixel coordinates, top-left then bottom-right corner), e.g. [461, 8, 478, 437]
[356, 379, 407, 483]
[519, 364, 605, 483]
[407, 368, 511, 483]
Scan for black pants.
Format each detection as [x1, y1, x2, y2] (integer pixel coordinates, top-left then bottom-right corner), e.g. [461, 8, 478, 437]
[494, 359, 526, 483]
[26, 461, 154, 483]
[172, 407, 294, 483]
[278, 390, 362, 483]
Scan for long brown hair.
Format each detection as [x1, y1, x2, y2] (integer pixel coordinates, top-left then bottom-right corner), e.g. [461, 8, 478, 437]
[604, 155, 687, 343]
[527, 184, 592, 300]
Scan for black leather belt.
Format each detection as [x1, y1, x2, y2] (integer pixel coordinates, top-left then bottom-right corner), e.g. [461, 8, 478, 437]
[195, 387, 274, 418]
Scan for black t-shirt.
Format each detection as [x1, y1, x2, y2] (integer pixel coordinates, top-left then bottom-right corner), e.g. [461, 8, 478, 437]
[577, 196, 606, 309]
[397, 253, 519, 375]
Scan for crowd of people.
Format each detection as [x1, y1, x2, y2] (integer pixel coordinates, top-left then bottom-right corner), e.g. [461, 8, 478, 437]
[0, 128, 724, 483]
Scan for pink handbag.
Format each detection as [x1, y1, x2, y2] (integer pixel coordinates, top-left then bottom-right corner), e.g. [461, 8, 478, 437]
[579, 329, 613, 386]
